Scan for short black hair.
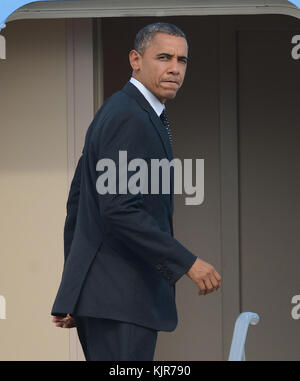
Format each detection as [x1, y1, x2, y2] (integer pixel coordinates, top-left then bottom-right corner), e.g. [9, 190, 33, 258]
[134, 22, 187, 55]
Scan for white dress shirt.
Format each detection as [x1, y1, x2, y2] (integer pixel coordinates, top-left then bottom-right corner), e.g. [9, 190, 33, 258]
[129, 77, 165, 117]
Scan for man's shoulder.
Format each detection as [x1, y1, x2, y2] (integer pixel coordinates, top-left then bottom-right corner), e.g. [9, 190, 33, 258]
[89, 86, 150, 145]
[96, 86, 143, 117]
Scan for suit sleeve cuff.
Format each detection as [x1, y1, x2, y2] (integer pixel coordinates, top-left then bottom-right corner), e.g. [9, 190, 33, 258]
[155, 253, 198, 286]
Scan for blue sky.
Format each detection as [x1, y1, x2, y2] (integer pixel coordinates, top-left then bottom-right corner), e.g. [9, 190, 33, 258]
[289, 0, 300, 8]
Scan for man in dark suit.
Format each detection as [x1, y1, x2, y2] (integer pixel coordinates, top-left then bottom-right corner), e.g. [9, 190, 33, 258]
[51, 22, 221, 361]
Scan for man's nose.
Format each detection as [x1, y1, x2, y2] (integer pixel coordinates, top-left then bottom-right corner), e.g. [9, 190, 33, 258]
[167, 59, 180, 75]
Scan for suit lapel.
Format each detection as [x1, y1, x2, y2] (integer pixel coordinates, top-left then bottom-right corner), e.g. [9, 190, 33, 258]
[122, 81, 174, 215]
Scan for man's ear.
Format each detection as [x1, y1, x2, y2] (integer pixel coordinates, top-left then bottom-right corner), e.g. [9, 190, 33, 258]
[129, 49, 141, 72]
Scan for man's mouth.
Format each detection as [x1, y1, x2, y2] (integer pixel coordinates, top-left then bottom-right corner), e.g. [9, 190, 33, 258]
[163, 80, 180, 85]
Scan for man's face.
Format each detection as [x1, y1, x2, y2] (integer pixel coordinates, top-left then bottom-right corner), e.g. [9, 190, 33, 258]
[129, 33, 188, 103]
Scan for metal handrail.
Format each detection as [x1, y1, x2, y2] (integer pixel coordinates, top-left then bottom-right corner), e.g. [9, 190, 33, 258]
[228, 312, 260, 361]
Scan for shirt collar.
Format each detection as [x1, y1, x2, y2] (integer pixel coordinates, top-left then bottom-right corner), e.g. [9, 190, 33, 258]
[129, 77, 165, 117]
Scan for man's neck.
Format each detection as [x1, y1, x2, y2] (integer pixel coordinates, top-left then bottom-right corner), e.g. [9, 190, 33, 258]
[129, 77, 166, 117]
[131, 76, 166, 105]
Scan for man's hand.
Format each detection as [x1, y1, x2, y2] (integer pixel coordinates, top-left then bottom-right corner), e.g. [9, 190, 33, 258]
[52, 314, 76, 328]
[186, 257, 222, 295]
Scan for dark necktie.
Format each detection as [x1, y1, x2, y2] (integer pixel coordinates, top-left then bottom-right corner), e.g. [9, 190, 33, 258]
[160, 109, 173, 146]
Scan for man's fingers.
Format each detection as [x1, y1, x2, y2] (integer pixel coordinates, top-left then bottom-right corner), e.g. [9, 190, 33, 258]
[62, 316, 76, 328]
[198, 276, 222, 296]
[52, 315, 65, 322]
[198, 280, 207, 295]
[210, 269, 222, 291]
[52, 315, 69, 327]
[53, 319, 64, 325]
[203, 278, 214, 294]
[209, 274, 220, 290]
[213, 269, 222, 282]
[56, 321, 70, 328]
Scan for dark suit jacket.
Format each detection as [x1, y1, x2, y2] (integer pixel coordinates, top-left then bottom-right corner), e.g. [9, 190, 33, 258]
[51, 81, 198, 332]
